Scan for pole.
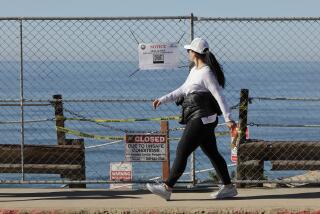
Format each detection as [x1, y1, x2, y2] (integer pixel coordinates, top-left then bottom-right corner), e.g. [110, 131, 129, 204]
[237, 89, 249, 187]
[190, 13, 197, 186]
[238, 89, 249, 144]
[53, 94, 66, 145]
[161, 120, 170, 181]
[19, 19, 25, 181]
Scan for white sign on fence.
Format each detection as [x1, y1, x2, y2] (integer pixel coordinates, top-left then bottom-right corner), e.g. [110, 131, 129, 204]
[125, 134, 167, 162]
[109, 162, 132, 190]
[138, 42, 179, 70]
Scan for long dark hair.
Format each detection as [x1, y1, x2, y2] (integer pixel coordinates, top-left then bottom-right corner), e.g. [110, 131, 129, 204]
[190, 49, 225, 88]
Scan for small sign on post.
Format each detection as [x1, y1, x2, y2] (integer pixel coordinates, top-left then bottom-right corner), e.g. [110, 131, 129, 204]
[125, 134, 168, 162]
[109, 162, 132, 190]
[138, 43, 179, 70]
[230, 126, 249, 164]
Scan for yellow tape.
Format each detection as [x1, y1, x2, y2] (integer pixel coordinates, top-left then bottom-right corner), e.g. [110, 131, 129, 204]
[56, 126, 230, 142]
[215, 131, 230, 137]
[56, 126, 124, 141]
[55, 115, 181, 123]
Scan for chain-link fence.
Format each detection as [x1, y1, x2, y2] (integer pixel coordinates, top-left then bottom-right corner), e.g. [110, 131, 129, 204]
[0, 16, 320, 188]
[195, 17, 320, 187]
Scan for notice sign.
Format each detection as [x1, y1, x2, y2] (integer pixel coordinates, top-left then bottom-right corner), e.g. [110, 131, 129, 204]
[109, 162, 132, 190]
[125, 134, 167, 162]
[138, 42, 179, 70]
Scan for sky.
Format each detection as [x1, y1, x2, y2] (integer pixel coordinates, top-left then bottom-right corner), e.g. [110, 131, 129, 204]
[0, 0, 319, 17]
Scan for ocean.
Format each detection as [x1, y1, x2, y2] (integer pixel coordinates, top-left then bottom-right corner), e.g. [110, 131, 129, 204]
[0, 60, 320, 188]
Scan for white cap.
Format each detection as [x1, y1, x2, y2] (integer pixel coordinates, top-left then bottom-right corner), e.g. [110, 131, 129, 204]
[184, 37, 209, 54]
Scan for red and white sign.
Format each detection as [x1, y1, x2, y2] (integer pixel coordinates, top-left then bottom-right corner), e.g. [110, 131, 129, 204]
[111, 170, 132, 180]
[109, 162, 132, 190]
[230, 126, 249, 164]
[110, 162, 132, 181]
[125, 134, 168, 162]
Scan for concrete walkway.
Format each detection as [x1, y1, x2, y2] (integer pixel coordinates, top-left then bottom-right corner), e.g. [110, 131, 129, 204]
[0, 187, 320, 213]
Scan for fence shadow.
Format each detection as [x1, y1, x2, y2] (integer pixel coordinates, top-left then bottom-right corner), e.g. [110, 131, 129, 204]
[0, 190, 150, 202]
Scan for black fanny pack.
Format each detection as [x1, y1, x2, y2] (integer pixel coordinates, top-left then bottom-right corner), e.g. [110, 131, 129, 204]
[176, 92, 222, 124]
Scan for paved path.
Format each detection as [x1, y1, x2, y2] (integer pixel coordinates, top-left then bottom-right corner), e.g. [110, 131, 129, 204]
[0, 187, 320, 213]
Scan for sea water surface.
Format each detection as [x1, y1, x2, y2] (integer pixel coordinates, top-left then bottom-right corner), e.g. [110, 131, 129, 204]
[0, 60, 319, 188]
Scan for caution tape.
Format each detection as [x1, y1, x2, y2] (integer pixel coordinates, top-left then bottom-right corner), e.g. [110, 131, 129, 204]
[214, 131, 230, 137]
[56, 115, 181, 123]
[63, 108, 159, 133]
[56, 126, 124, 141]
[56, 126, 230, 141]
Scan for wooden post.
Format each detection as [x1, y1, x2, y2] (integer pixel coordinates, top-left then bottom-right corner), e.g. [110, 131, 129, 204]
[53, 94, 69, 186]
[237, 89, 249, 188]
[65, 139, 86, 188]
[51, 95, 86, 188]
[161, 120, 170, 181]
[238, 89, 249, 144]
[53, 94, 65, 145]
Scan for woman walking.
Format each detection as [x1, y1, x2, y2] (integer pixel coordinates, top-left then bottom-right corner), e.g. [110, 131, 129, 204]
[146, 37, 238, 200]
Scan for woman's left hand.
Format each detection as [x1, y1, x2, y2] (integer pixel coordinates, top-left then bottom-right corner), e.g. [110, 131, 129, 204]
[226, 120, 237, 130]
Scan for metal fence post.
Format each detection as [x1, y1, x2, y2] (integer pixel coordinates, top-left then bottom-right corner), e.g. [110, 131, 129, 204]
[19, 19, 25, 181]
[190, 13, 197, 186]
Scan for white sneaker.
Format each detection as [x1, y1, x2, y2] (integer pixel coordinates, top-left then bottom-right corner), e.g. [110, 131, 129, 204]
[210, 184, 238, 199]
[146, 183, 172, 201]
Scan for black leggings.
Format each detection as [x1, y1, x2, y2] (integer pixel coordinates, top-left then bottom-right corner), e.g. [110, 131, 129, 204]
[165, 117, 231, 188]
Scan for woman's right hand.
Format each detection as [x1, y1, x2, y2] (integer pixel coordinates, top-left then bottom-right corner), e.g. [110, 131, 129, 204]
[152, 99, 161, 109]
